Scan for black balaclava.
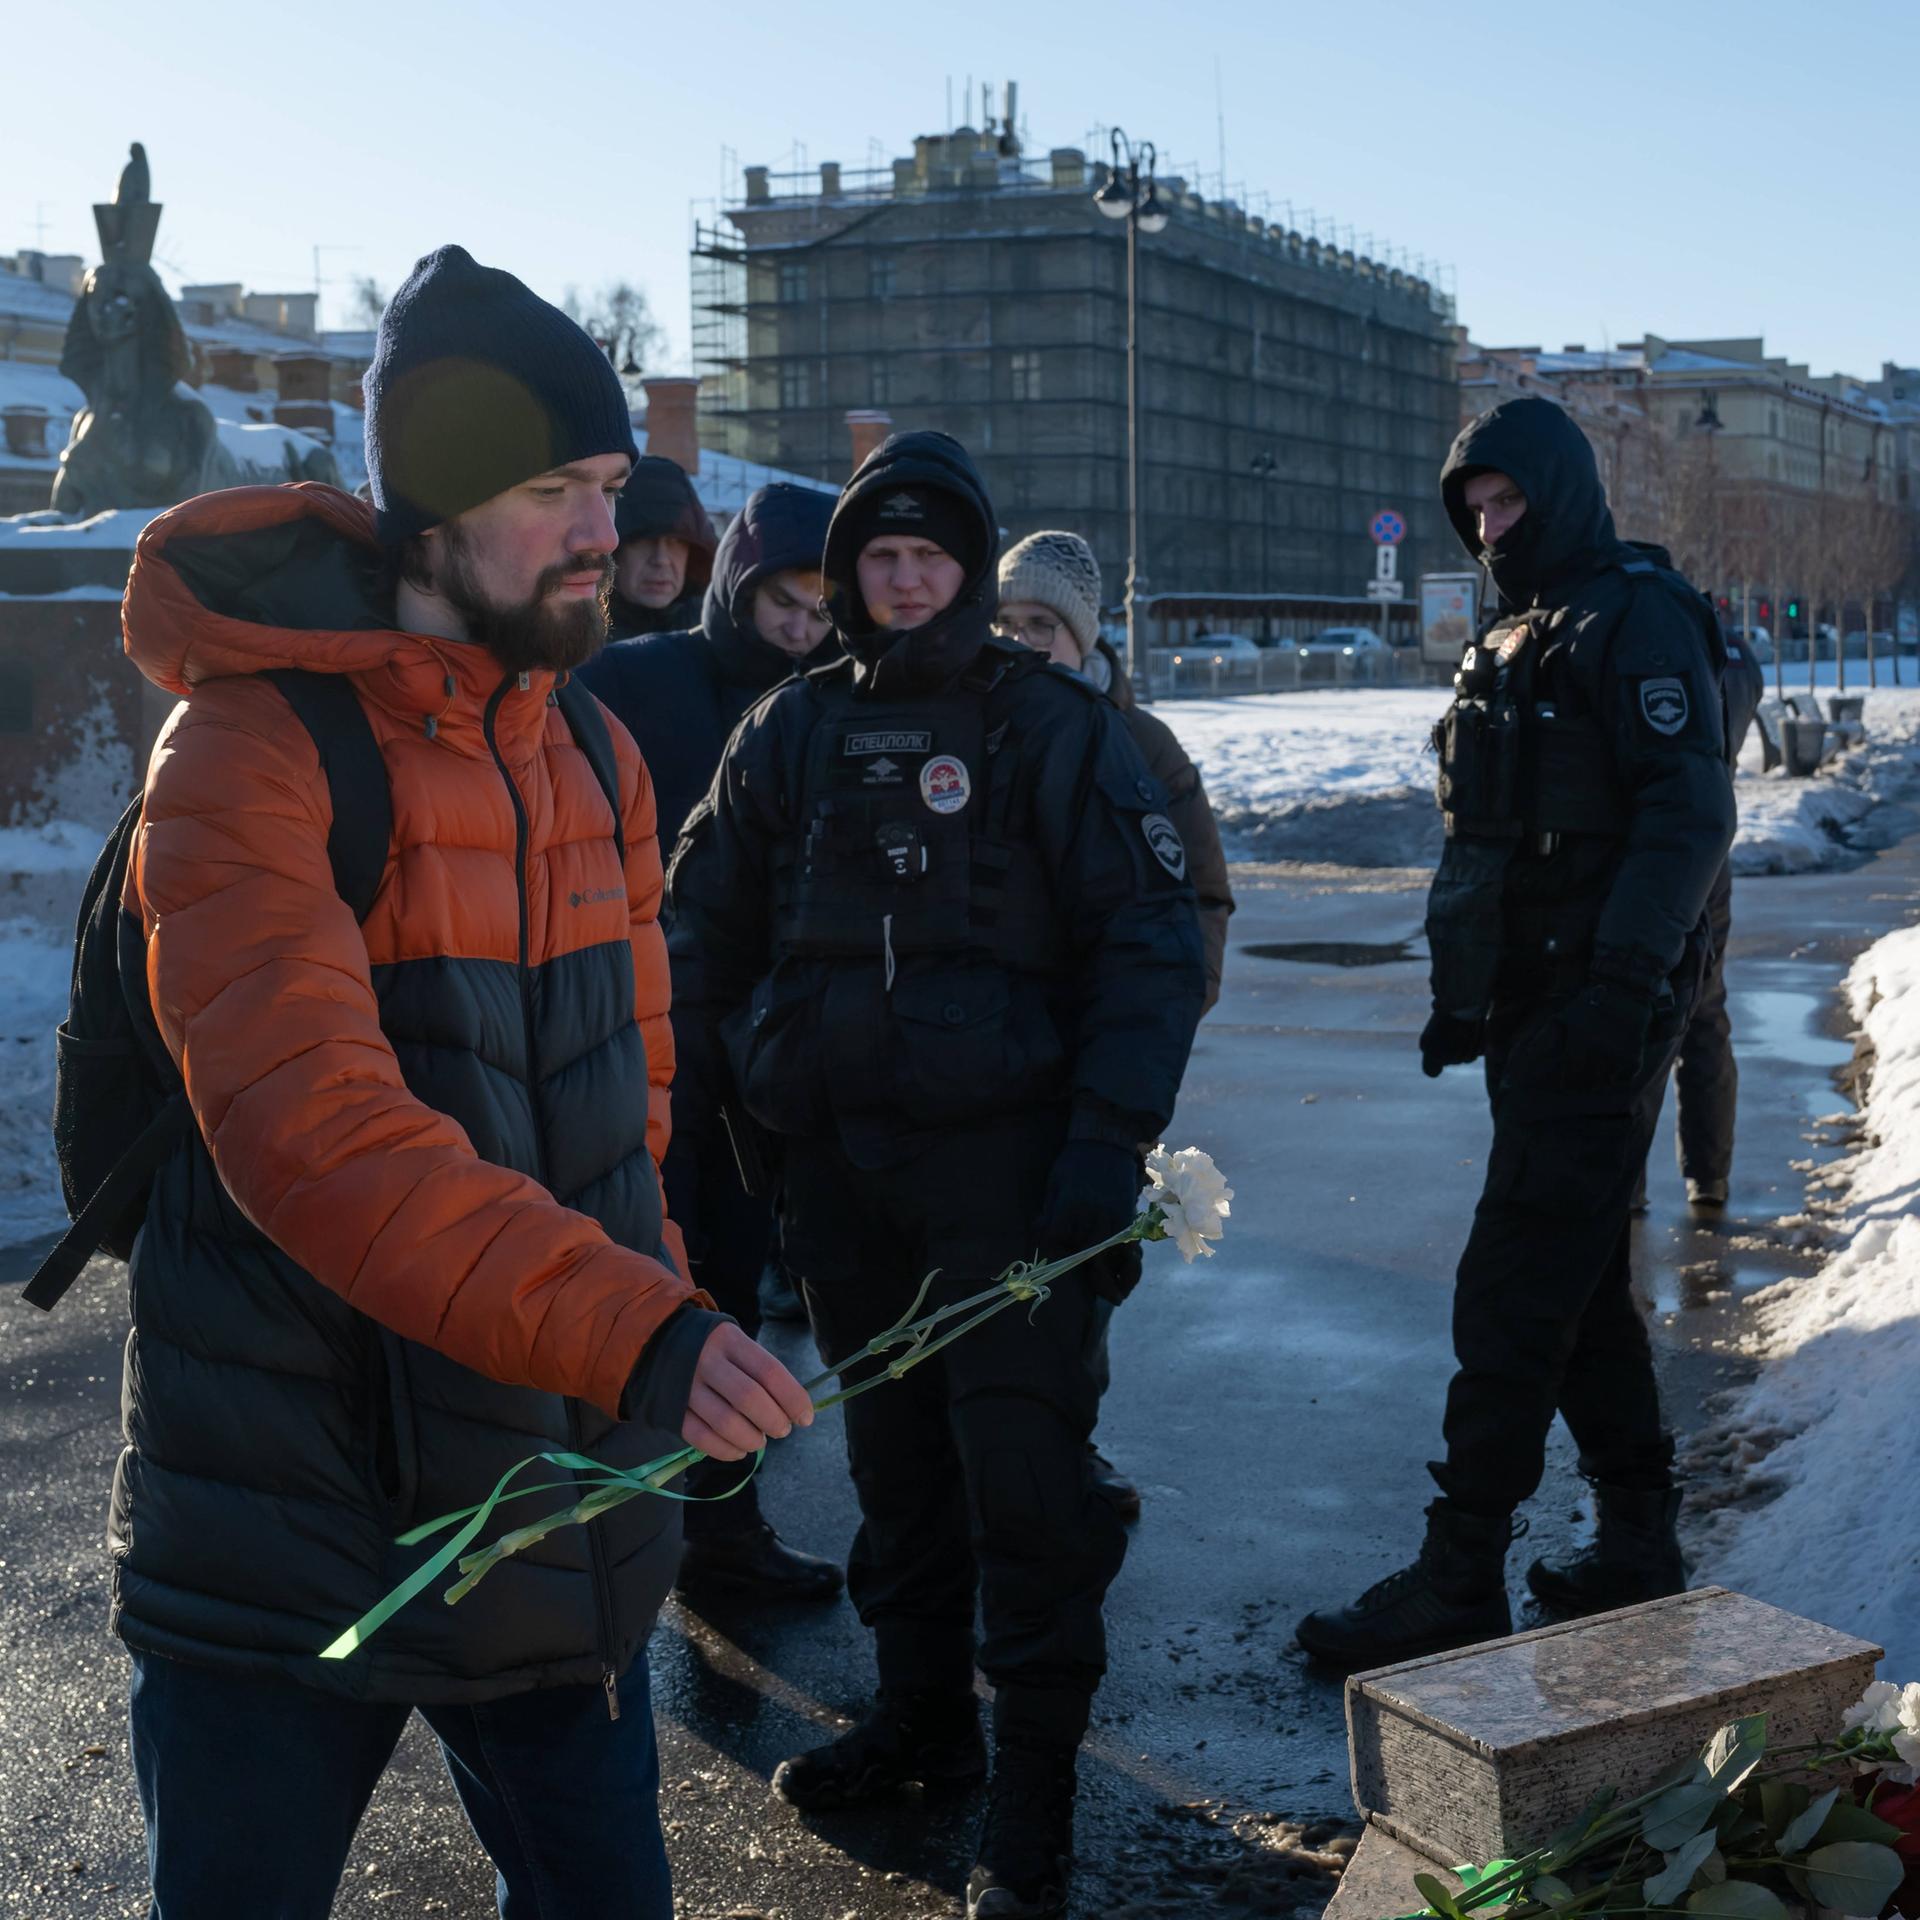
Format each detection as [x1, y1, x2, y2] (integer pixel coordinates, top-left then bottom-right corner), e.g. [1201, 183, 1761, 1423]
[1439, 396, 1621, 612]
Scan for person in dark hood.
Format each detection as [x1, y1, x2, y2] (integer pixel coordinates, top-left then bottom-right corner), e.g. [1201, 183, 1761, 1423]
[668, 431, 1206, 1920]
[1296, 396, 1737, 1671]
[578, 483, 842, 1603]
[1634, 629, 1765, 1214]
[610, 454, 717, 638]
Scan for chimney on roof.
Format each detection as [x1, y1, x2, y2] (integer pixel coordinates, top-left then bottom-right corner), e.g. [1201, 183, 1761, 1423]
[847, 409, 893, 472]
[641, 376, 701, 475]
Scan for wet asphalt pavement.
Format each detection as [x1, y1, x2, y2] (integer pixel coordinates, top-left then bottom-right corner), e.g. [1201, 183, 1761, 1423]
[4, 836, 1918, 1920]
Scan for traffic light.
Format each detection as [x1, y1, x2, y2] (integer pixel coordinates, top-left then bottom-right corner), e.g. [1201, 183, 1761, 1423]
[1758, 600, 1772, 620]
[1787, 601, 1800, 620]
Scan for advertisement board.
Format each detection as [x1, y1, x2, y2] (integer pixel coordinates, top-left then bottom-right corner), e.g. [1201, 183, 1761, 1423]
[1419, 572, 1481, 667]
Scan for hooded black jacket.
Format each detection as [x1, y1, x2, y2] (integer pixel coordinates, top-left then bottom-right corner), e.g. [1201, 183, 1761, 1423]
[610, 455, 718, 640]
[666, 431, 1206, 1170]
[1437, 397, 1737, 995]
[581, 482, 839, 852]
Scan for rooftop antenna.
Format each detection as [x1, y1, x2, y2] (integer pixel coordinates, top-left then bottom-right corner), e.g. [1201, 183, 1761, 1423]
[1214, 53, 1227, 197]
[947, 76, 953, 130]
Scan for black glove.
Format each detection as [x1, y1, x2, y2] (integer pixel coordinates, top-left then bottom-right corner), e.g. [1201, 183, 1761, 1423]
[1556, 979, 1653, 1089]
[1035, 1140, 1142, 1260]
[1088, 1240, 1145, 1306]
[1419, 1009, 1484, 1078]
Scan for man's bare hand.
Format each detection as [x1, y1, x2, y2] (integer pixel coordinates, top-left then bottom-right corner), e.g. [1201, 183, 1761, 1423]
[682, 1323, 815, 1461]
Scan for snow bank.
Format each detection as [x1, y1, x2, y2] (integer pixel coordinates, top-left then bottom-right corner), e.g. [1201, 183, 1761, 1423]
[0, 916, 74, 1245]
[1165, 681, 1920, 873]
[1692, 923, 1920, 1671]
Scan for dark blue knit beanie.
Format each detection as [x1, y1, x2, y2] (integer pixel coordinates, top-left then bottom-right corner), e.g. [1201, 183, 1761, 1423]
[364, 245, 638, 547]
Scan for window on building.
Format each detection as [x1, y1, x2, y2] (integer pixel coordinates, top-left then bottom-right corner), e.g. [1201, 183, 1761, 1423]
[779, 360, 812, 409]
[870, 359, 890, 407]
[779, 261, 809, 304]
[1011, 350, 1041, 402]
[0, 669, 31, 733]
[869, 255, 895, 300]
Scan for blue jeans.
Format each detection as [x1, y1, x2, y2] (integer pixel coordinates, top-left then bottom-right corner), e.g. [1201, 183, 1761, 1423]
[129, 1649, 672, 1919]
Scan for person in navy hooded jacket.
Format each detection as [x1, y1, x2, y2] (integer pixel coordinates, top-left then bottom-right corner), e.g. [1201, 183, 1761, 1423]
[581, 482, 843, 1603]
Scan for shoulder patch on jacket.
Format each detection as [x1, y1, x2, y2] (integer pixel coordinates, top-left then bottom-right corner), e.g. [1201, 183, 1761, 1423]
[1637, 676, 1690, 737]
[1142, 812, 1187, 879]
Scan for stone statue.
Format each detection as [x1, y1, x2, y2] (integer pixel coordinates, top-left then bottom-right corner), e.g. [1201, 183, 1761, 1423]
[51, 144, 238, 516]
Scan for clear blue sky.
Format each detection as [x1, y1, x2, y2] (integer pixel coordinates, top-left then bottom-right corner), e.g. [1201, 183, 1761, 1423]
[8, 0, 1916, 381]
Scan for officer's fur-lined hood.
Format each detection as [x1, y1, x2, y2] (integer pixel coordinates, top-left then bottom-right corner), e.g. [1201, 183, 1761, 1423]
[1441, 397, 1622, 612]
[822, 429, 999, 694]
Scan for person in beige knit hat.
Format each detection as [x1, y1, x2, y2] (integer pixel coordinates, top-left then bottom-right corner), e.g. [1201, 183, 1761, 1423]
[995, 532, 1234, 1009]
[994, 530, 1236, 1531]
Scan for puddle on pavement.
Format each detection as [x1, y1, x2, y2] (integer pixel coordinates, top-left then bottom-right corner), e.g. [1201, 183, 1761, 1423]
[1242, 939, 1414, 967]
[1737, 989, 1854, 1068]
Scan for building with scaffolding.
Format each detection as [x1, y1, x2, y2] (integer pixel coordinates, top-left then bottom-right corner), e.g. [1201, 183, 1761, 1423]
[691, 99, 1460, 615]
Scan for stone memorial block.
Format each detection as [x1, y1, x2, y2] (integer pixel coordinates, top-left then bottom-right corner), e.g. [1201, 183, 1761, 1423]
[1346, 1587, 1882, 1869]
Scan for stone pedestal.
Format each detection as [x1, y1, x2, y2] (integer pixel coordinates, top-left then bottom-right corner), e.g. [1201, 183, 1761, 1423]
[1346, 1588, 1880, 1869]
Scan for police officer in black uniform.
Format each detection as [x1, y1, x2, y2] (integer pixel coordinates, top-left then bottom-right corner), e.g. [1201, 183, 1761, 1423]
[667, 430, 1206, 1920]
[1635, 630, 1765, 1212]
[1296, 396, 1737, 1671]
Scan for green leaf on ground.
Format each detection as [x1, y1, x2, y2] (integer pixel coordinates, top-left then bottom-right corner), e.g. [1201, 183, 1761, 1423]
[1703, 1716, 1769, 1795]
[1682, 1879, 1789, 1920]
[1415, 1873, 1470, 1920]
[1775, 1785, 1839, 1856]
[1802, 1840, 1905, 1915]
[1757, 1779, 1808, 1842]
[1644, 1831, 1720, 1905]
[1813, 1798, 1905, 1847]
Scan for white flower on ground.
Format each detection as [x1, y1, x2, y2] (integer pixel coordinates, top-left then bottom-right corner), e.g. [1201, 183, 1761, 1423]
[1845, 1679, 1903, 1735]
[1141, 1145, 1232, 1262]
[1893, 1681, 1920, 1779]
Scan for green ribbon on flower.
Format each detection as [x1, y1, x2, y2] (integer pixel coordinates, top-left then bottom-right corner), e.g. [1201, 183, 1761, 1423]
[320, 1207, 1169, 1661]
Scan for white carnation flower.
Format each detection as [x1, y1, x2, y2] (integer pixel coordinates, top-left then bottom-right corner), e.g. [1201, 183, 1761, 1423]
[1893, 1681, 1920, 1777]
[1844, 1680, 1903, 1735]
[1140, 1145, 1232, 1262]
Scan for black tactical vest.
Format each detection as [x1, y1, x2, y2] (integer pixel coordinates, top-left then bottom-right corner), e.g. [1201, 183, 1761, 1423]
[771, 667, 1068, 978]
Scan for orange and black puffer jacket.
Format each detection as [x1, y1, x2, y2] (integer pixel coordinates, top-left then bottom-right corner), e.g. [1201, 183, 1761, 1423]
[110, 484, 717, 1704]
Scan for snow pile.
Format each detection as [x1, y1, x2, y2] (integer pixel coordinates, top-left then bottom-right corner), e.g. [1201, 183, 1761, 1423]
[1732, 689, 1920, 874]
[0, 916, 74, 1245]
[1693, 923, 1920, 1671]
[1172, 688, 1450, 868]
[1164, 681, 1920, 873]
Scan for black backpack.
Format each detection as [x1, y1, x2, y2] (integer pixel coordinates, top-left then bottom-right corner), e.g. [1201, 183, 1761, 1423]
[26, 668, 623, 1311]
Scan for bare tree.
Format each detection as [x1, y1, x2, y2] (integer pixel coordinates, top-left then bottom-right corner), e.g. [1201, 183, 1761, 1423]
[346, 275, 387, 329]
[561, 282, 665, 390]
[1853, 496, 1914, 688]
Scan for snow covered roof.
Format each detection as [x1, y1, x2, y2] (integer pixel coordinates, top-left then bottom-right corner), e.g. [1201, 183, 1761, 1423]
[0, 266, 75, 326]
[630, 423, 835, 517]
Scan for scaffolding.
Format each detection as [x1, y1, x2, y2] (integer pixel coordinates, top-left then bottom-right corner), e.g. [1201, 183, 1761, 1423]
[688, 127, 1459, 596]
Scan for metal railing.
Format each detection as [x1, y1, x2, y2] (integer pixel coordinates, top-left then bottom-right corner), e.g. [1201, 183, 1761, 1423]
[1144, 647, 1448, 699]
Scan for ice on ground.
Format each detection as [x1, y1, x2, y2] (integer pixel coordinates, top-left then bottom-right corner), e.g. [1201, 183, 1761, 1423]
[1158, 680, 1920, 873]
[1692, 923, 1920, 1673]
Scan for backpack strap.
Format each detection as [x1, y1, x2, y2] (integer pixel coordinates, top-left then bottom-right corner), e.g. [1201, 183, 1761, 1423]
[23, 1096, 191, 1309]
[555, 677, 625, 863]
[262, 669, 392, 923]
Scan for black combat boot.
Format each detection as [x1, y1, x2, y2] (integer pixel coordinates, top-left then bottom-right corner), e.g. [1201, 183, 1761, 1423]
[1295, 1501, 1515, 1671]
[772, 1689, 986, 1810]
[1526, 1483, 1686, 1617]
[967, 1742, 1077, 1920]
[1088, 1443, 1142, 1523]
[677, 1519, 845, 1604]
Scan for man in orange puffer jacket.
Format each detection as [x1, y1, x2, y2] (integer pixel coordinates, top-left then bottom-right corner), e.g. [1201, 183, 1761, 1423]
[112, 245, 811, 1920]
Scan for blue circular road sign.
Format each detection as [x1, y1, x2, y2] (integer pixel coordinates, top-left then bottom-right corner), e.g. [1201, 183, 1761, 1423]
[1369, 510, 1406, 545]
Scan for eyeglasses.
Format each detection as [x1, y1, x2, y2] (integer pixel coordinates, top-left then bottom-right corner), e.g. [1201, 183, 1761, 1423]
[992, 614, 1065, 648]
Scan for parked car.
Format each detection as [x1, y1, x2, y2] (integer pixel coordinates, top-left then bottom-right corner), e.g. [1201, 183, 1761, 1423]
[1147, 632, 1263, 685]
[1729, 627, 1772, 663]
[1298, 626, 1390, 657]
[1293, 626, 1391, 682]
[1840, 631, 1895, 660]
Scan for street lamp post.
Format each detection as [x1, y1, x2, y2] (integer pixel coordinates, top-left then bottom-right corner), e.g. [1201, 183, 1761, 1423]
[1095, 129, 1168, 702]
[1250, 449, 1278, 638]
